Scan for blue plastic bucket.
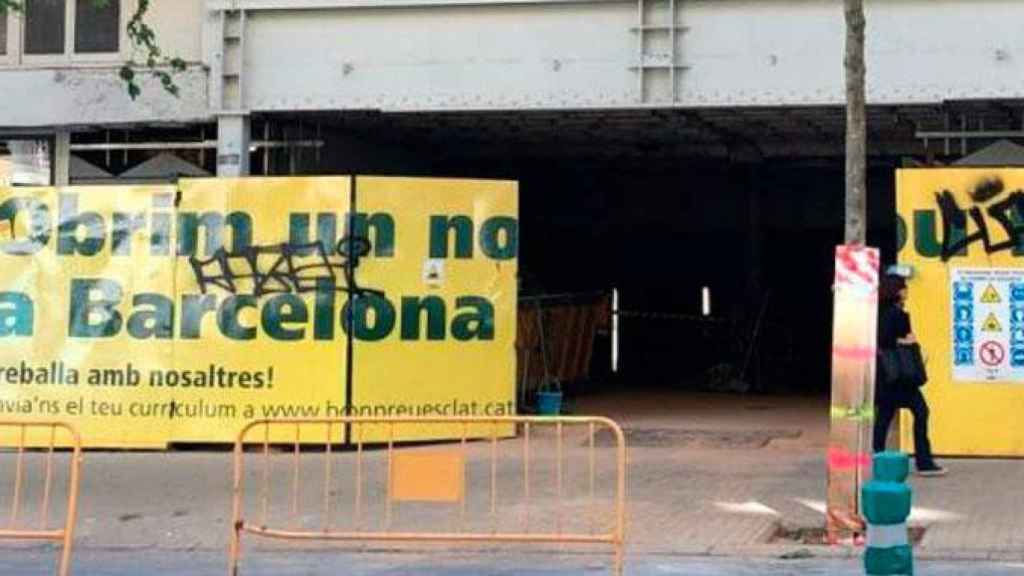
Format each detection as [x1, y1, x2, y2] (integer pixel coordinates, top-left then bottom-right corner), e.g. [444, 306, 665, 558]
[536, 391, 563, 416]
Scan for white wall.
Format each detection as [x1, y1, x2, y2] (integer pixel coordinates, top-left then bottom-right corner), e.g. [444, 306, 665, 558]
[148, 0, 207, 64]
[680, 0, 1024, 106]
[243, 3, 637, 111]
[0, 0, 209, 129]
[0, 67, 209, 128]
[238, 0, 1024, 111]
[2, 0, 1023, 128]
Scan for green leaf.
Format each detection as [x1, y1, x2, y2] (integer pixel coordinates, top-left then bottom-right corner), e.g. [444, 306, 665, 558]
[0, 0, 23, 14]
[110, 0, 186, 99]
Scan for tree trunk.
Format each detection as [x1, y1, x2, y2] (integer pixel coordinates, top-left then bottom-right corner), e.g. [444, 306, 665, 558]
[826, 0, 871, 545]
[844, 0, 867, 245]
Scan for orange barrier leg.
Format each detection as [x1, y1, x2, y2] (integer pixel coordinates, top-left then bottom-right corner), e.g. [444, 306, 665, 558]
[0, 422, 82, 576]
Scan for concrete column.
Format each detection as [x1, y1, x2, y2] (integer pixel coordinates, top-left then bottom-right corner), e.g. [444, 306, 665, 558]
[217, 114, 251, 177]
[53, 131, 71, 186]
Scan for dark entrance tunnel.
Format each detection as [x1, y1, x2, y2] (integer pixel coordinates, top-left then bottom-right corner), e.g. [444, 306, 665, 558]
[510, 162, 898, 395]
[254, 108, 917, 395]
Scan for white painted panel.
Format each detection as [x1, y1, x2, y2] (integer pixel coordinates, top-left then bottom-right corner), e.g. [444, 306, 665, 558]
[148, 0, 206, 63]
[240, 0, 1024, 111]
[864, 0, 1023, 104]
[243, 4, 638, 110]
[3, 0, 1023, 126]
[0, 67, 209, 128]
[680, 0, 845, 106]
[680, 0, 1024, 106]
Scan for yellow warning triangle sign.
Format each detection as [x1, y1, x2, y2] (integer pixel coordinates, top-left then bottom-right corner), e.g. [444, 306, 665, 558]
[981, 284, 1002, 304]
[983, 313, 1003, 332]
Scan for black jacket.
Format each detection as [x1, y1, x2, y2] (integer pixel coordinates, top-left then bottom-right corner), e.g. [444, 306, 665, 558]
[878, 304, 911, 350]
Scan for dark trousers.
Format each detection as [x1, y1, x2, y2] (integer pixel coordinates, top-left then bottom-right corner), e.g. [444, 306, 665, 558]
[873, 386, 936, 469]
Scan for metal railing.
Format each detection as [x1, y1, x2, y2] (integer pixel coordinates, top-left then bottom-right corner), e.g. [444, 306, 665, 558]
[229, 416, 627, 575]
[0, 421, 83, 576]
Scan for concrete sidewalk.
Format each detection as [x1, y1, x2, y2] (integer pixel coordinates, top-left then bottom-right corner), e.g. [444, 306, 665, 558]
[1, 391, 1021, 565]
[583, 392, 1024, 561]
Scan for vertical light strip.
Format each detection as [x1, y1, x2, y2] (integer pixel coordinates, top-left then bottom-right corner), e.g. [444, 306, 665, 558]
[702, 286, 711, 317]
[612, 288, 619, 373]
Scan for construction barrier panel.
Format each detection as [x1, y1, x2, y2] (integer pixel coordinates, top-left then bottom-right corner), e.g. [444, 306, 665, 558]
[517, 292, 611, 400]
[0, 421, 82, 576]
[229, 416, 627, 576]
[0, 177, 517, 448]
[897, 168, 1024, 456]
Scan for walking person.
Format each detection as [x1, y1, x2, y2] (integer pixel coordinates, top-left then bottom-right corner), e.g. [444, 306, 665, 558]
[873, 274, 947, 477]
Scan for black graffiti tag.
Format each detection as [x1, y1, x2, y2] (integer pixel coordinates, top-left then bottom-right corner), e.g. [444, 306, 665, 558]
[188, 235, 383, 298]
[936, 177, 1024, 262]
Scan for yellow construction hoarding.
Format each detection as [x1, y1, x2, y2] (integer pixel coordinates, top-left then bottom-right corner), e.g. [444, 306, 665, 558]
[0, 177, 518, 448]
[897, 168, 1024, 456]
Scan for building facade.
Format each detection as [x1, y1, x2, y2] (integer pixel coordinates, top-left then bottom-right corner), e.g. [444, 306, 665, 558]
[1, 0, 1022, 184]
[3, 0, 1024, 403]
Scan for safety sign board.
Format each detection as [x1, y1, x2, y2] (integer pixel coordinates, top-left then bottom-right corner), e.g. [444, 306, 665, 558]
[423, 258, 446, 288]
[951, 268, 1024, 382]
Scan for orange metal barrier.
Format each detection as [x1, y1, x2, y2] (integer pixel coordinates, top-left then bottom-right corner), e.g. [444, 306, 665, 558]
[229, 416, 627, 576]
[0, 422, 83, 576]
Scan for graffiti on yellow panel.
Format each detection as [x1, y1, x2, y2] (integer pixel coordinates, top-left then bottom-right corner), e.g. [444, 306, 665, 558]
[0, 177, 518, 448]
[898, 168, 1024, 456]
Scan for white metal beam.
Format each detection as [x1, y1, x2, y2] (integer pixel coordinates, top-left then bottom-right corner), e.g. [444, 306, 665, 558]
[69, 140, 324, 151]
[916, 130, 1024, 140]
[237, 0, 1024, 112]
[208, 0, 624, 10]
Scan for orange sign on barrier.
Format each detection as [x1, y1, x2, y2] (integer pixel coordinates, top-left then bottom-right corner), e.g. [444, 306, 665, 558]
[229, 416, 627, 576]
[391, 452, 465, 503]
[0, 422, 83, 576]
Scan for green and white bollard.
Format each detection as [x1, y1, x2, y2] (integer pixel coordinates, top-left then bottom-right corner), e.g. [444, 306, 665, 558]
[862, 452, 913, 575]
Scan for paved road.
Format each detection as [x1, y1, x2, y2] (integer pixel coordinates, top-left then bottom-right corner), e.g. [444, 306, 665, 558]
[6, 549, 1024, 576]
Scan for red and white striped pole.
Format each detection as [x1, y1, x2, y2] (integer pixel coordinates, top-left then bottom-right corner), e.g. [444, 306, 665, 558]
[827, 245, 880, 543]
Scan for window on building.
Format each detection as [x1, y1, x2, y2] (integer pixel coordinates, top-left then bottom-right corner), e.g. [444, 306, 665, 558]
[24, 0, 67, 55]
[1, 7, 8, 56]
[75, 0, 119, 53]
